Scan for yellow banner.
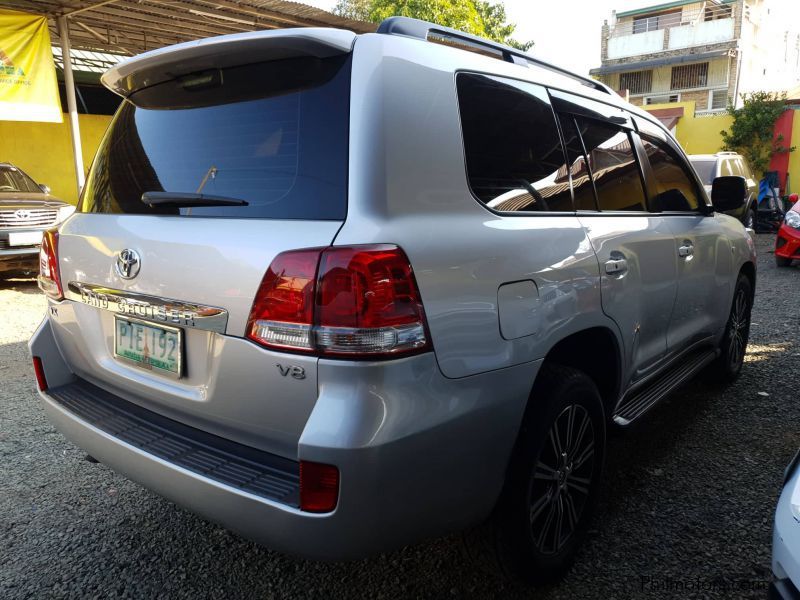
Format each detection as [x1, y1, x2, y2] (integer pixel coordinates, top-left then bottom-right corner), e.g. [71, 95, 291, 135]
[0, 9, 61, 122]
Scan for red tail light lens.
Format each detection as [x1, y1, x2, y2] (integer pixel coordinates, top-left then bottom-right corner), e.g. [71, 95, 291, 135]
[246, 249, 321, 351]
[246, 245, 430, 357]
[299, 460, 339, 513]
[37, 228, 63, 300]
[32, 357, 48, 391]
[315, 246, 429, 355]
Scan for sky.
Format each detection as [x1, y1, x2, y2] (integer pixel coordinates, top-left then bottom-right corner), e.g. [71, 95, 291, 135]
[300, 0, 800, 77]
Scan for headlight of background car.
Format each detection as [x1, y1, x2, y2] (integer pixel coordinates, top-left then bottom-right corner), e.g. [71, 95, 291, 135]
[57, 205, 76, 223]
[785, 210, 800, 230]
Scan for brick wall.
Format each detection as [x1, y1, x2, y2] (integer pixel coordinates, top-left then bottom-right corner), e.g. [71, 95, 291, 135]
[680, 90, 709, 111]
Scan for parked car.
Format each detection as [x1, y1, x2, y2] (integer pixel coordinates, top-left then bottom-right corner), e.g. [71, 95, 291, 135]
[28, 18, 757, 584]
[0, 162, 74, 278]
[775, 196, 800, 267]
[772, 450, 800, 599]
[689, 152, 758, 228]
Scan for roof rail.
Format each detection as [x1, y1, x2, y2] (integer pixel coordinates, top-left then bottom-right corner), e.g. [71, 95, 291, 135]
[376, 16, 612, 95]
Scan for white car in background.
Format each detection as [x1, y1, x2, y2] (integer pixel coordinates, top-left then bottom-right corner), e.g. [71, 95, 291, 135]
[772, 450, 800, 599]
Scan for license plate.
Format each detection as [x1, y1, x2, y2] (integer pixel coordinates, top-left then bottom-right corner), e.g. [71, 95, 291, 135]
[114, 317, 182, 378]
[8, 231, 42, 246]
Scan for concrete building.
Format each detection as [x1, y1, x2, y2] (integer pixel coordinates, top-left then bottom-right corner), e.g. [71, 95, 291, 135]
[591, 0, 800, 114]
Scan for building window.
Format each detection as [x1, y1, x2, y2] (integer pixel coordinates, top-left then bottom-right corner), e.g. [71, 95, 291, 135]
[709, 89, 728, 110]
[671, 62, 709, 90]
[619, 70, 653, 94]
[644, 94, 680, 105]
[632, 10, 680, 33]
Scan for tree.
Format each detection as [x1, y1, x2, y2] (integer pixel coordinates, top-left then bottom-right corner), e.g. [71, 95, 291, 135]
[720, 92, 795, 176]
[333, 0, 532, 51]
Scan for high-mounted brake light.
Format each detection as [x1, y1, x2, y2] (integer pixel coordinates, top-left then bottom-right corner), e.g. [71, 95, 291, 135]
[37, 228, 63, 300]
[246, 245, 430, 358]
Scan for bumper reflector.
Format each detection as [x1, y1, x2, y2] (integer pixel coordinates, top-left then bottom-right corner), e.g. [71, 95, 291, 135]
[32, 356, 47, 391]
[300, 460, 339, 513]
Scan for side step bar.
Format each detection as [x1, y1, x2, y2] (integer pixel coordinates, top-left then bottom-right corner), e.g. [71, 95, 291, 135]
[613, 348, 718, 426]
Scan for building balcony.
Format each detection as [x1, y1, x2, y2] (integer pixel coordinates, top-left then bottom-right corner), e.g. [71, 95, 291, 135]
[605, 2, 736, 60]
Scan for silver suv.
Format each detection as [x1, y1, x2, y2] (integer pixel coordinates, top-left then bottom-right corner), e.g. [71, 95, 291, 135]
[29, 18, 756, 583]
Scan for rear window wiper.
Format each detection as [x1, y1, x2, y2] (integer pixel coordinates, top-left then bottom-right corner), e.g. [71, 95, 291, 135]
[141, 191, 249, 208]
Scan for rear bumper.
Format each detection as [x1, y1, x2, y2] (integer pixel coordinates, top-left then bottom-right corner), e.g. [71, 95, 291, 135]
[776, 225, 800, 260]
[30, 317, 539, 559]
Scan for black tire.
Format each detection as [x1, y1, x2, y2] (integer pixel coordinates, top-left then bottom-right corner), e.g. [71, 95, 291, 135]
[708, 273, 753, 383]
[465, 364, 606, 584]
[776, 255, 792, 268]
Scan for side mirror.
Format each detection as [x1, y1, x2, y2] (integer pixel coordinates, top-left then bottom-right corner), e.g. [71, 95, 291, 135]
[39, 184, 51, 195]
[711, 176, 746, 212]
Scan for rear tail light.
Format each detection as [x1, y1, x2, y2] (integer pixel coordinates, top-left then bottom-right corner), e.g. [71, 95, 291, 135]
[247, 245, 430, 358]
[37, 228, 63, 300]
[299, 460, 339, 513]
[32, 357, 48, 391]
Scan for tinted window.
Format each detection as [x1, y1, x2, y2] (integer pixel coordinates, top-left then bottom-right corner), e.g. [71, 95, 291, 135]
[558, 115, 597, 211]
[79, 55, 351, 219]
[576, 118, 647, 212]
[641, 137, 701, 212]
[456, 74, 573, 212]
[0, 167, 39, 193]
[690, 159, 717, 184]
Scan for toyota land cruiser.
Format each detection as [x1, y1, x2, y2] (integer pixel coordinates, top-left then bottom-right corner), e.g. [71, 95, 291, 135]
[29, 18, 756, 583]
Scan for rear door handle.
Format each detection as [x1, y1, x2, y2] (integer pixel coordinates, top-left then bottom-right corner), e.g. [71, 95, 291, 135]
[604, 258, 628, 275]
[678, 242, 694, 257]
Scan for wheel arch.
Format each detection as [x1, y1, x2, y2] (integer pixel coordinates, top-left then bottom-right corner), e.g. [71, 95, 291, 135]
[739, 261, 756, 300]
[537, 326, 623, 420]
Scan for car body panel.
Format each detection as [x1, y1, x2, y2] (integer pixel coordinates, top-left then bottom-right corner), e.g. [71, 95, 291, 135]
[664, 213, 733, 353]
[28, 26, 757, 561]
[53, 214, 342, 458]
[773, 453, 800, 596]
[31, 316, 539, 559]
[775, 203, 800, 262]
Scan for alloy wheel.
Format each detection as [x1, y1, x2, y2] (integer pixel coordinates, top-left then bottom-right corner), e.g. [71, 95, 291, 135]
[529, 404, 595, 555]
[727, 287, 750, 370]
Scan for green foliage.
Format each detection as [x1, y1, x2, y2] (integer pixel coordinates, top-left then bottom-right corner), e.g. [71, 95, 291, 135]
[720, 92, 795, 177]
[333, 0, 371, 20]
[333, 0, 532, 50]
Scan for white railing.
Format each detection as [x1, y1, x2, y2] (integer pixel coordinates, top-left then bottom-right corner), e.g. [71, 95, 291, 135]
[609, 3, 734, 39]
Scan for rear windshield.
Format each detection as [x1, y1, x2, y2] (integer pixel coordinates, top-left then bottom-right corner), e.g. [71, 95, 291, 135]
[79, 55, 351, 220]
[690, 159, 716, 185]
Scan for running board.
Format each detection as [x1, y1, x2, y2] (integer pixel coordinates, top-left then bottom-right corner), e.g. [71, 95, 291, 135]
[613, 348, 718, 426]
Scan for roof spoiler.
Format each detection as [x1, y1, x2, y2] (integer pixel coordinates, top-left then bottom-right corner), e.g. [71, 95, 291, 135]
[101, 28, 356, 98]
[377, 17, 612, 95]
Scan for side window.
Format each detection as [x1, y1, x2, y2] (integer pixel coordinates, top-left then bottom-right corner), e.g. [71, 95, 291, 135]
[456, 74, 573, 212]
[575, 117, 648, 212]
[640, 136, 702, 212]
[558, 115, 598, 211]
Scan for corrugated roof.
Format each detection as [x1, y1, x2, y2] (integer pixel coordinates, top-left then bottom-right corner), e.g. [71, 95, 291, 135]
[2, 1, 375, 57]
